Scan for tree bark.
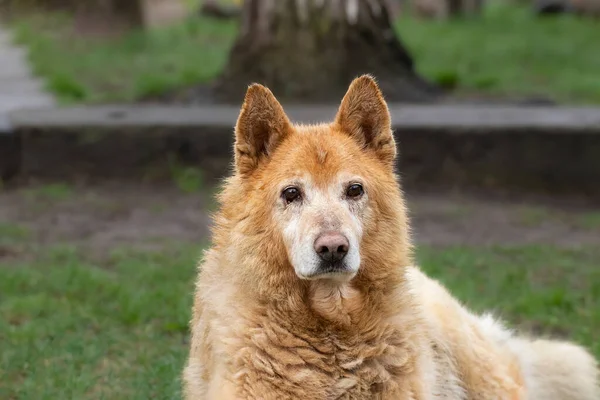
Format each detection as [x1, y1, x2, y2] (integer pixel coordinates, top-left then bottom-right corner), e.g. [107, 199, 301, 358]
[214, 0, 438, 104]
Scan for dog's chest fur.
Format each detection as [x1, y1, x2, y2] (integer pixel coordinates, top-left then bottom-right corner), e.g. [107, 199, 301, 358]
[228, 305, 431, 400]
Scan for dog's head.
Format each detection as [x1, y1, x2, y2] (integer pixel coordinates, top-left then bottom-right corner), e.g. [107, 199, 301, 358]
[225, 75, 410, 286]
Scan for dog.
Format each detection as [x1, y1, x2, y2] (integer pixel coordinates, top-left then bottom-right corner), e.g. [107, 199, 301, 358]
[183, 75, 599, 399]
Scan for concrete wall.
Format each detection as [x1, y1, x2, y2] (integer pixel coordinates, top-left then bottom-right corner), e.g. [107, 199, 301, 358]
[3, 105, 600, 200]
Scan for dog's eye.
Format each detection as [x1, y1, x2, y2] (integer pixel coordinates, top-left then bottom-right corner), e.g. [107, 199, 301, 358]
[346, 184, 364, 199]
[282, 187, 301, 204]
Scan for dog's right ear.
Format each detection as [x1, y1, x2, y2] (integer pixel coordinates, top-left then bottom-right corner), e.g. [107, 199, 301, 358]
[234, 84, 293, 176]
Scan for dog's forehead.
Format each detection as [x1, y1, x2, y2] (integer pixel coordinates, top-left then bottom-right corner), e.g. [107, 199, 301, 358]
[267, 124, 365, 184]
[292, 124, 358, 159]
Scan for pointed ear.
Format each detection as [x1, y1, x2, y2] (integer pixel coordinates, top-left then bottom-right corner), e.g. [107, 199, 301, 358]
[234, 84, 293, 175]
[334, 75, 396, 166]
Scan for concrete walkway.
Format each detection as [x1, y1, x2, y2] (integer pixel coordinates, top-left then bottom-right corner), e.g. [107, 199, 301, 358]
[0, 24, 55, 132]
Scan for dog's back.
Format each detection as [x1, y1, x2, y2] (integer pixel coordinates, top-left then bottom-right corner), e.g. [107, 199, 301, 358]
[407, 266, 600, 400]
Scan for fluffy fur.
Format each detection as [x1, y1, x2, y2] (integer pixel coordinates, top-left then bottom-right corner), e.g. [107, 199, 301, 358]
[183, 75, 599, 399]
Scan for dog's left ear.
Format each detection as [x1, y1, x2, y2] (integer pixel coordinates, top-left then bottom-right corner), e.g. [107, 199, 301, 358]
[234, 84, 293, 176]
[334, 75, 396, 166]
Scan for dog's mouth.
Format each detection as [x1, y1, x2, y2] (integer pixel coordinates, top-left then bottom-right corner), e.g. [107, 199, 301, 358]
[302, 261, 356, 281]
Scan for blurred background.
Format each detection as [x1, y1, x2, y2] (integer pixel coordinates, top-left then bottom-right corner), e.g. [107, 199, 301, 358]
[0, 0, 599, 398]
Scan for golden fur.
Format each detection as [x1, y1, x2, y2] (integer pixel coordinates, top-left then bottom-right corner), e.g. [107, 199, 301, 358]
[183, 75, 599, 399]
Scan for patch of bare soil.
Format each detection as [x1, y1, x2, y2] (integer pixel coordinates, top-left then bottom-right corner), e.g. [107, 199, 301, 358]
[0, 182, 598, 262]
[408, 192, 600, 247]
[0, 182, 211, 260]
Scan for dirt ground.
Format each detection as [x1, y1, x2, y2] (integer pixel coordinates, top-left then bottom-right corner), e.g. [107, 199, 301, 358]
[1, 182, 599, 262]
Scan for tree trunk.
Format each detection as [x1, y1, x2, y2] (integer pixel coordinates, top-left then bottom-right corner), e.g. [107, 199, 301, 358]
[214, 0, 438, 104]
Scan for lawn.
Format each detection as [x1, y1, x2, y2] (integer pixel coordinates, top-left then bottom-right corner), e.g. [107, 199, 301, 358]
[1, 242, 599, 399]
[10, 14, 237, 104]
[10, 2, 600, 104]
[396, 3, 600, 103]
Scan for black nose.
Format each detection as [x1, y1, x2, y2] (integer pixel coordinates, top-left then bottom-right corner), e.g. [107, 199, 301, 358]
[314, 232, 349, 262]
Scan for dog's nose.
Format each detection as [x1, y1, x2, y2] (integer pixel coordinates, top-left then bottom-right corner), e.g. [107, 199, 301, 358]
[314, 232, 349, 262]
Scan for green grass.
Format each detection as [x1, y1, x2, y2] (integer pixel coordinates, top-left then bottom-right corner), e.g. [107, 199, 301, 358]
[0, 245, 201, 399]
[169, 162, 205, 194]
[1, 243, 598, 398]
[11, 13, 236, 104]
[24, 183, 73, 201]
[0, 223, 30, 241]
[576, 211, 600, 230]
[397, 3, 600, 103]
[10, 2, 600, 104]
